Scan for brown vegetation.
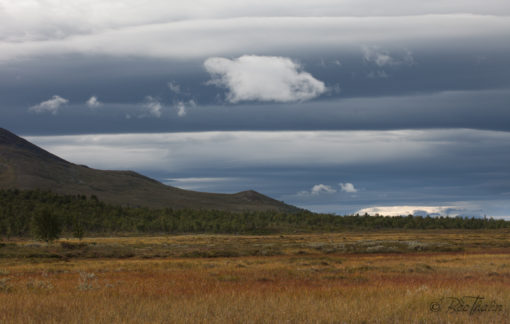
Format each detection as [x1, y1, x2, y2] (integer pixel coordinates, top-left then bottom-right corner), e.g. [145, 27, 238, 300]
[0, 230, 509, 323]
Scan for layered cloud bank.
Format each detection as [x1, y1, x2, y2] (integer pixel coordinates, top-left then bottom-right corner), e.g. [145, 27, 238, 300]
[1, 15, 509, 61]
[2, 0, 509, 44]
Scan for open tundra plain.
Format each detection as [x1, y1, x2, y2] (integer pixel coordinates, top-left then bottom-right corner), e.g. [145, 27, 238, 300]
[0, 230, 509, 323]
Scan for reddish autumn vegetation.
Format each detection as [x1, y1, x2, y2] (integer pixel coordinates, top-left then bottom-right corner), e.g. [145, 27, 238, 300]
[0, 231, 509, 323]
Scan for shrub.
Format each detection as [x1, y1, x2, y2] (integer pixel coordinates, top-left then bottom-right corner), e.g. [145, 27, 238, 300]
[31, 209, 61, 243]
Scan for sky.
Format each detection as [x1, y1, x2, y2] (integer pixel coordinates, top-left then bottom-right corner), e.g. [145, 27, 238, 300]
[1, 1, 510, 218]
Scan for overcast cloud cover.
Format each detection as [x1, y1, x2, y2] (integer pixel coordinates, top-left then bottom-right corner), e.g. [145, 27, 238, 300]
[1, 0, 510, 217]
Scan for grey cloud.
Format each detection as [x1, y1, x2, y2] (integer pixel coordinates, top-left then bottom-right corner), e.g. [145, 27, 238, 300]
[1, 15, 509, 61]
[142, 96, 163, 118]
[366, 70, 389, 79]
[362, 46, 414, 67]
[2, 1, 510, 44]
[5, 88, 510, 135]
[4, 86, 510, 136]
[25, 128, 510, 177]
[164, 177, 244, 191]
[175, 100, 196, 117]
[24, 130, 435, 172]
[167, 82, 181, 94]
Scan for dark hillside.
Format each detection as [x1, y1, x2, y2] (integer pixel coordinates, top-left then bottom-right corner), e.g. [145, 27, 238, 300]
[0, 128, 300, 212]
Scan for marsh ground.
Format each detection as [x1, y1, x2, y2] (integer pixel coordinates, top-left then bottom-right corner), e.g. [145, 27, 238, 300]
[1, 230, 509, 323]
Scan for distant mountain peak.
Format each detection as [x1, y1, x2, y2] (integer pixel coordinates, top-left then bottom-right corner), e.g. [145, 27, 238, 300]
[235, 190, 270, 202]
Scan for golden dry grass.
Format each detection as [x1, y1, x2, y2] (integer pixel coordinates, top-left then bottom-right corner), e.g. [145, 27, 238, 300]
[1, 231, 509, 323]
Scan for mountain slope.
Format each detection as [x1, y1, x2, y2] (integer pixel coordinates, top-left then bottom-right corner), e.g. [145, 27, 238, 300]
[0, 128, 300, 212]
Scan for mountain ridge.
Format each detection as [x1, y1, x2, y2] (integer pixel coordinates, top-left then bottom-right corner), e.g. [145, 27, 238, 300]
[0, 127, 301, 212]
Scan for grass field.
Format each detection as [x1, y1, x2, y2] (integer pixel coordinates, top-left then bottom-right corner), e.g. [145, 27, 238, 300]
[1, 230, 509, 323]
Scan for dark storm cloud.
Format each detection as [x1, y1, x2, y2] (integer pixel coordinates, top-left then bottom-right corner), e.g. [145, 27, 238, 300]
[1, 44, 510, 136]
[2, 39, 510, 110]
[3, 88, 510, 135]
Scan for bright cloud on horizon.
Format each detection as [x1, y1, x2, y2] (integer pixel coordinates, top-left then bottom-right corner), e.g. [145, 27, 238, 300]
[28, 95, 69, 115]
[356, 205, 472, 217]
[204, 55, 326, 103]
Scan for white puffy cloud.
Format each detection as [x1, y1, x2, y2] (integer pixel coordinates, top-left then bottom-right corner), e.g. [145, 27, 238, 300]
[339, 182, 358, 193]
[312, 184, 337, 195]
[142, 96, 163, 118]
[86, 96, 101, 108]
[299, 182, 357, 197]
[28, 95, 69, 114]
[204, 55, 326, 103]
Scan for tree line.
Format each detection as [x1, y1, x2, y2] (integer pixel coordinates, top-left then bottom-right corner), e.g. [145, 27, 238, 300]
[0, 189, 508, 240]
